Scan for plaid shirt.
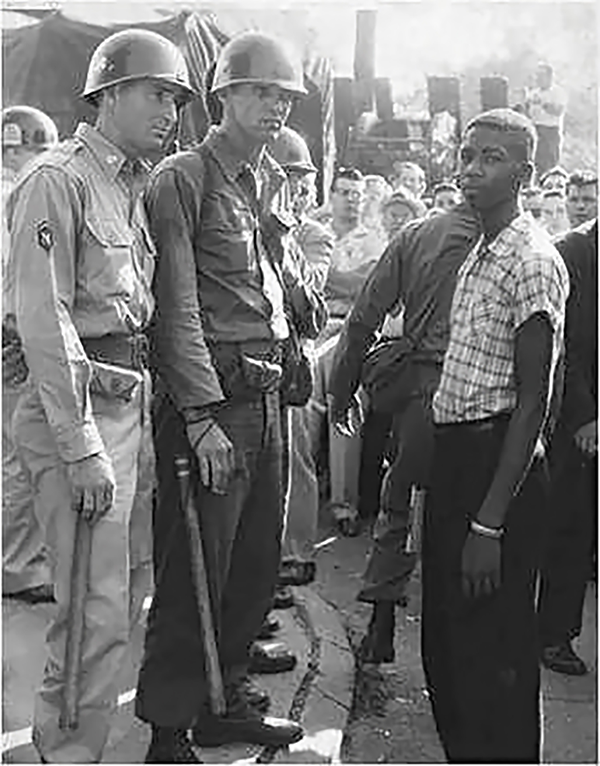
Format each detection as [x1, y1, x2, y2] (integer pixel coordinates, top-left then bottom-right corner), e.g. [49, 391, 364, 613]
[433, 212, 569, 424]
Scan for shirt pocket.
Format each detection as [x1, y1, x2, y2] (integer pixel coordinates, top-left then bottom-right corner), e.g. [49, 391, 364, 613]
[470, 294, 498, 335]
[84, 213, 137, 298]
[201, 190, 258, 276]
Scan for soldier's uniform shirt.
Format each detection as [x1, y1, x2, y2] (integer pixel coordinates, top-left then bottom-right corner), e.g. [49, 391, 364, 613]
[292, 216, 334, 294]
[3, 166, 18, 313]
[6, 122, 155, 764]
[7, 122, 155, 462]
[145, 125, 296, 413]
[433, 211, 569, 424]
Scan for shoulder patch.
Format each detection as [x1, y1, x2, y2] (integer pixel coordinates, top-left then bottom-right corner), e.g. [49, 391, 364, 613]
[36, 221, 54, 251]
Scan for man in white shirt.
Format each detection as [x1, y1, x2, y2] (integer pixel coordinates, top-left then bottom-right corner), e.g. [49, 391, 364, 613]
[318, 168, 387, 534]
[524, 62, 567, 177]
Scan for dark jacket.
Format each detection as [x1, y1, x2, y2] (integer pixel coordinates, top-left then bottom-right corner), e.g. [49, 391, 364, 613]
[554, 219, 598, 435]
[328, 203, 481, 414]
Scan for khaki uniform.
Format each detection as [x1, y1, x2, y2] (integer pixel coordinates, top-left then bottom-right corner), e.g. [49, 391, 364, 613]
[7, 123, 155, 763]
[2, 166, 51, 595]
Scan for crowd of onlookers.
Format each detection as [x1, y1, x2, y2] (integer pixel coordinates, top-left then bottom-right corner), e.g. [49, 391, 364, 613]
[278, 155, 597, 563]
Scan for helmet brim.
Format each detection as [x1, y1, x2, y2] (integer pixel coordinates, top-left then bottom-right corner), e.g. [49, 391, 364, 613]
[83, 74, 198, 105]
[211, 78, 308, 97]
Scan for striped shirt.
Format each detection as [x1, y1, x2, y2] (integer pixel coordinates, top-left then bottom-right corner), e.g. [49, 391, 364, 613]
[433, 212, 569, 424]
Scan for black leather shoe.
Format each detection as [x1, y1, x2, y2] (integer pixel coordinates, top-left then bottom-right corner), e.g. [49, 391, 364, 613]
[192, 715, 303, 748]
[226, 676, 270, 715]
[272, 586, 294, 610]
[257, 615, 281, 640]
[5, 584, 55, 604]
[145, 727, 202, 763]
[248, 642, 297, 674]
[541, 643, 588, 676]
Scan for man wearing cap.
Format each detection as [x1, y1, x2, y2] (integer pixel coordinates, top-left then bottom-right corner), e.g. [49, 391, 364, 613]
[134, 32, 317, 761]
[7, 29, 193, 763]
[2, 106, 57, 605]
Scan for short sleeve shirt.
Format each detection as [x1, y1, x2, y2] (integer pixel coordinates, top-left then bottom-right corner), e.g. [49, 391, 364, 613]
[329, 223, 386, 272]
[433, 212, 570, 424]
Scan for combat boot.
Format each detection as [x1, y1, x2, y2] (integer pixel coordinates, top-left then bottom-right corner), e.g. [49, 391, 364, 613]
[145, 727, 202, 763]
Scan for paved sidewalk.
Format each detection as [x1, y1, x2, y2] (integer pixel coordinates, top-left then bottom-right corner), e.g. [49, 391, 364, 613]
[2, 571, 354, 764]
[310, 523, 598, 764]
[3, 519, 596, 764]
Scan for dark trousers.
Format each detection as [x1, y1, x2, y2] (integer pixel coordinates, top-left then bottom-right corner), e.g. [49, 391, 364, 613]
[422, 417, 547, 763]
[538, 435, 597, 647]
[358, 409, 392, 521]
[135, 392, 283, 727]
[358, 396, 434, 603]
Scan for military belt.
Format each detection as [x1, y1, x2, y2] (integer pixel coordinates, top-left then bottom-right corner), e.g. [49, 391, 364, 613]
[82, 333, 149, 371]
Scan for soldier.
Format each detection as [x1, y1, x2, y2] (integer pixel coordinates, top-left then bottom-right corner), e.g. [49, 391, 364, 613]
[2, 106, 58, 604]
[7, 29, 195, 763]
[134, 32, 320, 761]
[268, 127, 333, 588]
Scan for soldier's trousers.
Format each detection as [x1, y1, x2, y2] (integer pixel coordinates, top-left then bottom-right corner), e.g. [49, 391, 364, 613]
[135, 391, 283, 727]
[2, 380, 50, 594]
[13, 374, 153, 764]
[358, 396, 434, 603]
[422, 416, 546, 763]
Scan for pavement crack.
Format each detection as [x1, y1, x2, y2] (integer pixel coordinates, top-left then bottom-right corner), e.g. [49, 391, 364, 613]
[256, 597, 322, 764]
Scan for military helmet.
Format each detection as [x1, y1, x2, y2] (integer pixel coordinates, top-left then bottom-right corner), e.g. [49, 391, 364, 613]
[211, 32, 307, 96]
[2, 106, 59, 150]
[268, 127, 316, 173]
[83, 29, 196, 104]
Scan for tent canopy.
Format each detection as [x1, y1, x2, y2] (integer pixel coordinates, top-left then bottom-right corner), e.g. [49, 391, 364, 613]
[2, 9, 335, 201]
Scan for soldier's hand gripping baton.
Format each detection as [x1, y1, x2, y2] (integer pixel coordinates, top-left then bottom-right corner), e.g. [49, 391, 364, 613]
[60, 513, 93, 730]
[175, 455, 226, 716]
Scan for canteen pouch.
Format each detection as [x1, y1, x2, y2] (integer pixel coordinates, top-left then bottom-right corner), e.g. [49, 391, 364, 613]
[280, 329, 313, 407]
[240, 352, 283, 393]
[89, 360, 143, 403]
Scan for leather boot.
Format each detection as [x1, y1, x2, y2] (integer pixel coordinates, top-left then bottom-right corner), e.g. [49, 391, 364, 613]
[192, 715, 303, 748]
[358, 601, 396, 663]
[145, 727, 202, 763]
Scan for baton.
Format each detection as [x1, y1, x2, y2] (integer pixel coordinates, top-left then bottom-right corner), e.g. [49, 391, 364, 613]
[175, 455, 226, 716]
[60, 512, 93, 730]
